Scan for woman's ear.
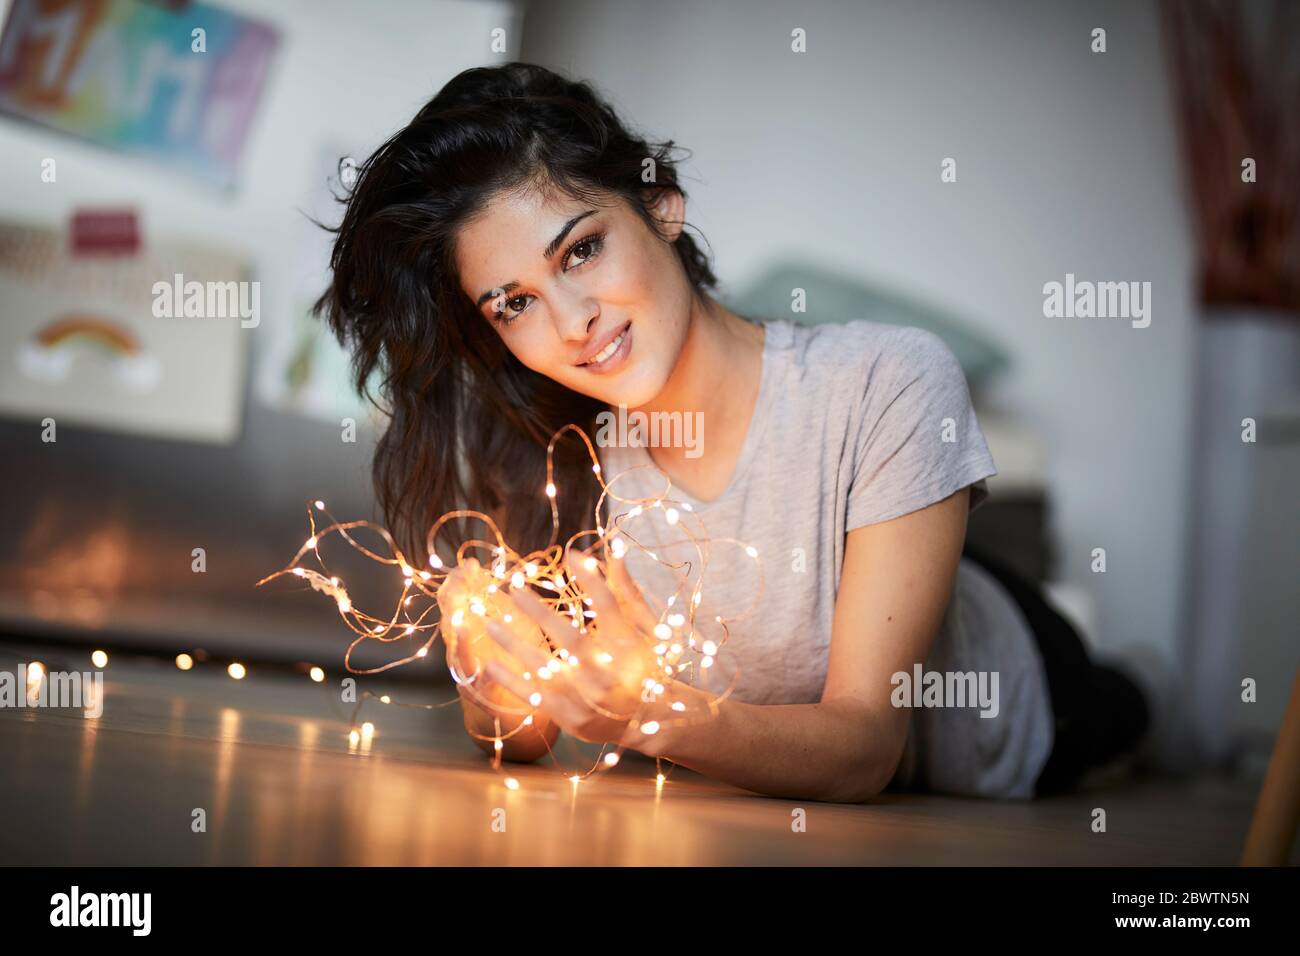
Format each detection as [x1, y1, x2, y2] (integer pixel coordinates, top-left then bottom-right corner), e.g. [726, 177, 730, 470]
[643, 187, 686, 243]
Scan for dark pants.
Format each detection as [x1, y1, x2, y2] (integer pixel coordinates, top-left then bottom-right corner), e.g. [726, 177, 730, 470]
[961, 544, 1150, 796]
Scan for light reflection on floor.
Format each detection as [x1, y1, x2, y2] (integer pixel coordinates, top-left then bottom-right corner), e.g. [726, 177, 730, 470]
[0, 645, 1270, 865]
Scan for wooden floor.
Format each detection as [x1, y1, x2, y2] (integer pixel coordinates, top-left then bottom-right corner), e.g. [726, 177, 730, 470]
[0, 645, 1281, 866]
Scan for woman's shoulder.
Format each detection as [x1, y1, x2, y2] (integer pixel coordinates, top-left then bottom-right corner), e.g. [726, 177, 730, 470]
[769, 318, 968, 396]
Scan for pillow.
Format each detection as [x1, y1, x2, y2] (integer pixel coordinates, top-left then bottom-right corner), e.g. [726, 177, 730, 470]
[722, 261, 1011, 389]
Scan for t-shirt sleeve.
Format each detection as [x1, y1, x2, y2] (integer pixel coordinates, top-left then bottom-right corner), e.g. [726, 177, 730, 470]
[845, 326, 998, 531]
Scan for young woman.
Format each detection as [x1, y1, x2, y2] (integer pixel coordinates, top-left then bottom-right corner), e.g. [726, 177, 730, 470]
[315, 62, 1149, 802]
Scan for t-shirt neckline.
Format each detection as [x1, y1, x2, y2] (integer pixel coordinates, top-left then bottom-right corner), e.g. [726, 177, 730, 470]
[623, 318, 784, 512]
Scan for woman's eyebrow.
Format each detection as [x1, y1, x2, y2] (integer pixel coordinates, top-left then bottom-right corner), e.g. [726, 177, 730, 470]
[475, 210, 597, 308]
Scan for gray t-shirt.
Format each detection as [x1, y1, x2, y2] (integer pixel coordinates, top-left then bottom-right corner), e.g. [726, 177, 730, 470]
[595, 317, 1053, 799]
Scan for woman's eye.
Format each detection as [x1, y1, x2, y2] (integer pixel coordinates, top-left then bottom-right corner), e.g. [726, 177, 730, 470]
[493, 295, 531, 324]
[564, 233, 604, 270]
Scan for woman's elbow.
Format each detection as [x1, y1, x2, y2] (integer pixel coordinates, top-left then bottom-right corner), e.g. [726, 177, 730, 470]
[822, 760, 894, 803]
[822, 730, 906, 802]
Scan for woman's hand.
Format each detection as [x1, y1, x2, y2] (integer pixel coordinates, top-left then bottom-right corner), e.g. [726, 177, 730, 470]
[481, 550, 674, 754]
[437, 557, 560, 760]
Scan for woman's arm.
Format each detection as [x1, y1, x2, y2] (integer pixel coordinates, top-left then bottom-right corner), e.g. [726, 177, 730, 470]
[644, 487, 971, 802]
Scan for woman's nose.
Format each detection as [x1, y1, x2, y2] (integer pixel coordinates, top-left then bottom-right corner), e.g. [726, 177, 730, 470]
[552, 287, 599, 343]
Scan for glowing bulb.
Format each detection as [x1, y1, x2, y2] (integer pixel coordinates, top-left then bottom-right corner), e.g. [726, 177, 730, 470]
[641, 721, 660, 735]
[306, 536, 317, 549]
[523, 715, 533, 725]
[671, 701, 686, 711]
[592, 463, 601, 474]
[470, 600, 486, 616]
[91, 650, 108, 669]
[524, 562, 538, 577]
[529, 692, 542, 706]
[668, 613, 685, 627]
[570, 775, 581, 784]
[227, 662, 247, 680]
[380, 695, 391, 704]
[583, 556, 598, 573]
[175, 654, 193, 671]
[337, 597, 351, 614]
[545, 483, 556, 498]
[451, 609, 465, 627]
[745, 545, 758, 558]
[360, 722, 375, 738]
[538, 666, 552, 680]
[505, 777, 520, 790]
[610, 538, 626, 559]
[701, 656, 714, 668]
[701, 640, 718, 656]
[416, 647, 428, 658]
[665, 508, 679, 525]
[597, 652, 613, 664]
[309, 666, 325, 683]
[503, 614, 513, 623]
[604, 752, 620, 767]
[348, 729, 360, 746]
[653, 623, 672, 640]
[315, 499, 325, 510]
[629, 505, 642, 517]
[511, 572, 525, 589]
[27, 662, 45, 682]
[429, 554, 443, 569]
[291, 567, 306, 577]
[494, 739, 503, 752]
[656, 773, 666, 784]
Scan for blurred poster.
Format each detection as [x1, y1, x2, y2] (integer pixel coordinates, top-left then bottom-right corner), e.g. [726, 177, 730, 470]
[0, 218, 251, 443]
[254, 143, 380, 427]
[0, 0, 279, 188]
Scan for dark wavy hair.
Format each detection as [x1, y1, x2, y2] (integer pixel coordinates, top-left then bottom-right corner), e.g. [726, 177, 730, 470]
[314, 62, 718, 570]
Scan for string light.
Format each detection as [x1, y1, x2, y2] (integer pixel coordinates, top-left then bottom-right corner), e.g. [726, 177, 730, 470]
[256, 423, 765, 789]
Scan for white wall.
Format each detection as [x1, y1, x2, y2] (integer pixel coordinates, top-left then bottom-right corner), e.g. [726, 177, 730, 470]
[521, 0, 1197, 672]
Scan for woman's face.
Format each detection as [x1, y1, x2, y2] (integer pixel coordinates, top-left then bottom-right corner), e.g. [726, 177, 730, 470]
[454, 184, 695, 408]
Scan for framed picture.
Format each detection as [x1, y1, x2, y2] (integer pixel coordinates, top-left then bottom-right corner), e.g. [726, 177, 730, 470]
[0, 0, 279, 188]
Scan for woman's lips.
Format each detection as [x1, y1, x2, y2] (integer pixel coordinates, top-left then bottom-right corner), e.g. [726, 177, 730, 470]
[580, 321, 632, 374]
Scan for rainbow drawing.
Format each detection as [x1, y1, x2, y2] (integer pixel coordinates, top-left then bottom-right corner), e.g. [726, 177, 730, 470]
[19, 314, 160, 391]
[0, 0, 280, 188]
